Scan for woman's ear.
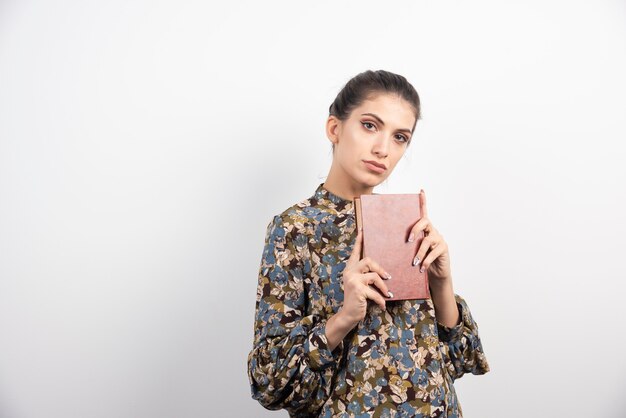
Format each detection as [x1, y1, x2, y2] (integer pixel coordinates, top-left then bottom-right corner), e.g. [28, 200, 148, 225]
[326, 115, 341, 146]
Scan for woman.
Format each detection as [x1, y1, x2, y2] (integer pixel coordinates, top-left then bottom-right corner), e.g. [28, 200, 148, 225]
[247, 70, 490, 418]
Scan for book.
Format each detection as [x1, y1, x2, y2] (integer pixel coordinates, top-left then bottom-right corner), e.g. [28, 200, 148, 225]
[354, 193, 430, 301]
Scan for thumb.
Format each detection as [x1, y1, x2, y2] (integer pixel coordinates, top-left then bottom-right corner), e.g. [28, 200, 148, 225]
[348, 226, 363, 265]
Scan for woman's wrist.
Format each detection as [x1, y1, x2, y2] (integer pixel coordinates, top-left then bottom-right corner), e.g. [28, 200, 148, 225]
[430, 276, 453, 295]
[325, 310, 355, 352]
[430, 278, 460, 328]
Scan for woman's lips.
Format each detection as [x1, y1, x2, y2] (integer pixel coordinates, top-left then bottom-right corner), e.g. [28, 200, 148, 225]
[363, 160, 387, 174]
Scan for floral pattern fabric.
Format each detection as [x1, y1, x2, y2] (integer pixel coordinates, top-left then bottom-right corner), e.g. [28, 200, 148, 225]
[247, 183, 490, 418]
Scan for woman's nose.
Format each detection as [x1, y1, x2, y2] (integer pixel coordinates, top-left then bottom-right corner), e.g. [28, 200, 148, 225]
[372, 136, 389, 158]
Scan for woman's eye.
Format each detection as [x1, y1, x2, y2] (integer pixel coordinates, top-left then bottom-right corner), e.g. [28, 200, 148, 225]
[396, 135, 408, 143]
[362, 121, 408, 143]
[362, 121, 375, 130]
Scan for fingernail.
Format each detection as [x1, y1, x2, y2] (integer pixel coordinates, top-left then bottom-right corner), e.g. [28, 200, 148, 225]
[413, 256, 420, 266]
[385, 272, 392, 280]
[387, 291, 394, 298]
[419, 266, 425, 273]
[408, 233, 414, 242]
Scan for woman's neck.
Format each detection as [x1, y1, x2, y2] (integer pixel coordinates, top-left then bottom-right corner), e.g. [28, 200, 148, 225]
[323, 172, 374, 201]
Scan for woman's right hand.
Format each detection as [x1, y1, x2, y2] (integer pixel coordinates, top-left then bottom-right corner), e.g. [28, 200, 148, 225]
[339, 226, 393, 327]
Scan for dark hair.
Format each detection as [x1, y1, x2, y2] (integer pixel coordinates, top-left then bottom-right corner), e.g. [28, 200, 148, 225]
[328, 69, 421, 149]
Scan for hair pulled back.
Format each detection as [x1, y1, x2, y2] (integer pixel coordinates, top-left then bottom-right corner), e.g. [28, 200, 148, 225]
[328, 69, 421, 148]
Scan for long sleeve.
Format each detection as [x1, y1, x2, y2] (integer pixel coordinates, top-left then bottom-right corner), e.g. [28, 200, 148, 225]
[247, 215, 343, 417]
[436, 293, 490, 382]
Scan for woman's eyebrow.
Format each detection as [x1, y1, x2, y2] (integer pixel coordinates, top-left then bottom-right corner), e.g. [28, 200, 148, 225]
[361, 112, 412, 134]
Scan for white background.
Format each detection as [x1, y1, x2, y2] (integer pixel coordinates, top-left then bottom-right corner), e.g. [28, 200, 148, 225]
[1, 1, 625, 417]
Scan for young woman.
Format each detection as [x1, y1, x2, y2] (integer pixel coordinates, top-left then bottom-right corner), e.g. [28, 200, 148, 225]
[247, 70, 490, 418]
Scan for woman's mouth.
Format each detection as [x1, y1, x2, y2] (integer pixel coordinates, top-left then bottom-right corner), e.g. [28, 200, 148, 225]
[363, 160, 387, 174]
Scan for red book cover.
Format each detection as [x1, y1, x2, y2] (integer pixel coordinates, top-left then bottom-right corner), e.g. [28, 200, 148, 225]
[354, 193, 430, 301]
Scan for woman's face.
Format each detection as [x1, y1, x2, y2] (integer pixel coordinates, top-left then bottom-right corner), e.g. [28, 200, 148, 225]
[326, 92, 416, 188]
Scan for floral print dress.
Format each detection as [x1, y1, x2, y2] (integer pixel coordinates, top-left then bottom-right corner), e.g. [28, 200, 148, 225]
[247, 183, 490, 418]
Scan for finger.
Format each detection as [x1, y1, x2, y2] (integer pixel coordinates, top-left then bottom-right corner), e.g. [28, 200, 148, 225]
[359, 256, 392, 280]
[420, 189, 428, 219]
[361, 272, 390, 297]
[364, 286, 388, 310]
[419, 241, 447, 273]
[407, 217, 429, 242]
[413, 235, 438, 267]
[347, 226, 363, 265]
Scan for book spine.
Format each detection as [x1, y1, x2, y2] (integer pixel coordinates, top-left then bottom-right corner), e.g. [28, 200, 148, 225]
[354, 197, 363, 260]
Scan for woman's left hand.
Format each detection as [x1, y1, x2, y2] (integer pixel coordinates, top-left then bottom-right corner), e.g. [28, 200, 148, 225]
[408, 189, 452, 286]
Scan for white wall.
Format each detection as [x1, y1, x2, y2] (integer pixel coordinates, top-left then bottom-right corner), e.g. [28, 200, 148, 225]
[1, 1, 625, 417]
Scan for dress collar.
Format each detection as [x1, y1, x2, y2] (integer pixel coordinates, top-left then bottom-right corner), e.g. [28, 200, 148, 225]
[314, 182, 354, 213]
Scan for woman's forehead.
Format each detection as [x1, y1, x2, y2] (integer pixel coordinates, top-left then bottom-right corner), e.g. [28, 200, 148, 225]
[353, 95, 416, 127]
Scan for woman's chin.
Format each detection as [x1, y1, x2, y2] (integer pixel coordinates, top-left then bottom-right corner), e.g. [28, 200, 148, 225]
[355, 175, 386, 188]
